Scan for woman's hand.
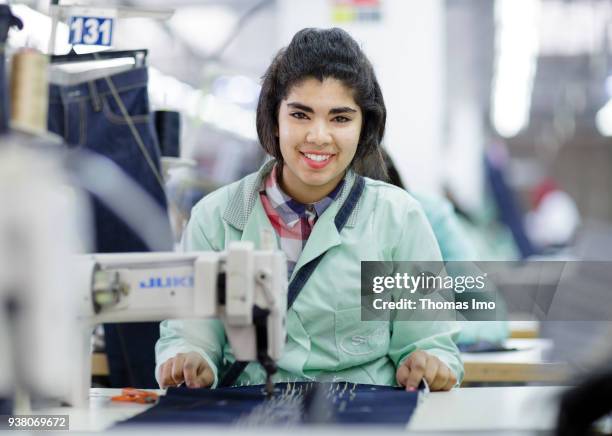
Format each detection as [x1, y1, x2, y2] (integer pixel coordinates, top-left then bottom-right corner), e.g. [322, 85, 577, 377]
[396, 350, 457, 391]
[158, 352, 215, 389]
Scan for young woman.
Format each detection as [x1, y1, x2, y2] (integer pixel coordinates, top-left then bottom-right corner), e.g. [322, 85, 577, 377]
[156, 28, 463, 392]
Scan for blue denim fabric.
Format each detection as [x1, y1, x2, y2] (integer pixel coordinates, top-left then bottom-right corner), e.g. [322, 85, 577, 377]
[48, 67, 171, 388]
[0, 398, 12, 415]
[118, 383, 419, 426]
[154, 110, 180, 157]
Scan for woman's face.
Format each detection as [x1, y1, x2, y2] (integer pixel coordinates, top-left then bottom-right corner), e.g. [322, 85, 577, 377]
[277, 77, 362, 204]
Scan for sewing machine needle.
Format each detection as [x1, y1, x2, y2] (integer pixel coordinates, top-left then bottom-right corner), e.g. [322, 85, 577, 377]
[265, 375, 274, 399]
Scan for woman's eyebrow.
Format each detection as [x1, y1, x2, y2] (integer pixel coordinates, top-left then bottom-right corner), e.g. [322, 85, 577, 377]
[287, 102, 314, 113]
[329, 106, 358, 115]
[287, 102, 357, 115]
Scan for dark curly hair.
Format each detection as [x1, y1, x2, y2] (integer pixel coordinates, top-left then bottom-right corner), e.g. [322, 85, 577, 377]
[256, 27, 388, 180]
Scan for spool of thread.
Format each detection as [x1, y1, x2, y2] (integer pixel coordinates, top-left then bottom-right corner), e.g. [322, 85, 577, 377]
[154, 110, 180, 157]
[10, 48, 49, 134]
[0, 5, 23, 135]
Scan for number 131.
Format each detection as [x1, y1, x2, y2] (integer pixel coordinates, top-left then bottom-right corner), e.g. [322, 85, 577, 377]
[70, 17, 113, 46]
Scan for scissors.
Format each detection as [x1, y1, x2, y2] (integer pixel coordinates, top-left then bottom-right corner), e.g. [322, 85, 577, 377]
[111, 388, 159, 404]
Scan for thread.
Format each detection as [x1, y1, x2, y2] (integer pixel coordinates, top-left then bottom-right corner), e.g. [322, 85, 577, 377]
[10, 48, 49, 134]
[234, 382, 368, 426]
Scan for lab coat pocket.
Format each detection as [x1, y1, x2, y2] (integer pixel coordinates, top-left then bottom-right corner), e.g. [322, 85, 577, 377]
[335, 307, 389, 369]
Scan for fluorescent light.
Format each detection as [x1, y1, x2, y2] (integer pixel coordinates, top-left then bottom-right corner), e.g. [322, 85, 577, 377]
[167, 6, 237, 56]
[605, 75, 612, 98]
[599, 76, 612, 136]
[491, 0, 541, 138]
[212, 75, 260, 106]
[596, 99, 612, 136]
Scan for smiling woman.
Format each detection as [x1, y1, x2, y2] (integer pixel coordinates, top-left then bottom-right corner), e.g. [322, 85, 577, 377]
[156, 27, 464, 393]
[256, 28, 388, 186]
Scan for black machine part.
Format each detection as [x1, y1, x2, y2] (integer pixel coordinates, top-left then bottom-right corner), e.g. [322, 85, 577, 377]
[557, 368, 612, 436]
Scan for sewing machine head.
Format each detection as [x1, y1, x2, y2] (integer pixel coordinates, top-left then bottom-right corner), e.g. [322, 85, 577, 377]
[74, 242, 288, 404]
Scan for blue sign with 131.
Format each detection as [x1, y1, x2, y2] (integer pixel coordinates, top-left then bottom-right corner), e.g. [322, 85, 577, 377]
[68, 16, 114, 46]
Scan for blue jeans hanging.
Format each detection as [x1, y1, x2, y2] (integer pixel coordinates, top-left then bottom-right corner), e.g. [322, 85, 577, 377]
[48, 66, 169, 252]
[48, 67, 172, 388]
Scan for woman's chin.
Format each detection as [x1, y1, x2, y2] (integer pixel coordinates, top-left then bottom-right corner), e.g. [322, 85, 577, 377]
[298, 173, 335, 189]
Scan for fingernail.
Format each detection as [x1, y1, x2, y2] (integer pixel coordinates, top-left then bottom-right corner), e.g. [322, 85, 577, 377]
[405, 386, 416, 392]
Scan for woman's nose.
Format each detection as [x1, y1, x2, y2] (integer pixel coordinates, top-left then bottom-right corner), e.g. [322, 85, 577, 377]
[306, 121, 332, 145]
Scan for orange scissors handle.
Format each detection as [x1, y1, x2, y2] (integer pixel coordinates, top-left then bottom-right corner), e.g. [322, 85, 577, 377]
[111, 388, 159, 404]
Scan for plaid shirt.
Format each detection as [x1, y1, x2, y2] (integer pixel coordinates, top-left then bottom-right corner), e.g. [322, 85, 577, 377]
[260, 165, 344, 277]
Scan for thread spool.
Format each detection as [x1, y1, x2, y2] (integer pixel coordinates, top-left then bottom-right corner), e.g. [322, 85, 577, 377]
[10, 48, 49, 134]
[0, 5, 23, 135]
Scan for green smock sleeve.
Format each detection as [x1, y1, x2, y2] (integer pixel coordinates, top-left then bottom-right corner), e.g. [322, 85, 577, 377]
[387, 204, 465, 384]
[155, 204, 227, 388]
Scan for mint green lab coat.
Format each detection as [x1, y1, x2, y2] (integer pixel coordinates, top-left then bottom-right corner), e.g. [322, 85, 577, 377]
[155, 161, 464, 387]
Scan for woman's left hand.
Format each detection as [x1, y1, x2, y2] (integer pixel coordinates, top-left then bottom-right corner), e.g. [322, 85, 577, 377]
[396, 350, 457, 391]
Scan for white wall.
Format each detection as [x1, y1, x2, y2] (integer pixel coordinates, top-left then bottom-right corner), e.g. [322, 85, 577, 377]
[277, 0, 445, 194]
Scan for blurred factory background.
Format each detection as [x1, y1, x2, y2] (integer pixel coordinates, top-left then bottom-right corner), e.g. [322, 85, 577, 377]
[3, 0, 612, 378]
[8, 0, 612, 263]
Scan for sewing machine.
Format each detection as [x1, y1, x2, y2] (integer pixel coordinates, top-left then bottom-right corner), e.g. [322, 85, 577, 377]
[0, 142, 287, 409]
[72, 243, 288, 406]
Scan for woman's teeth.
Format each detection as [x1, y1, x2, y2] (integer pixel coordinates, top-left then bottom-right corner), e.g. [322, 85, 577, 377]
[304, 153, 331, 162]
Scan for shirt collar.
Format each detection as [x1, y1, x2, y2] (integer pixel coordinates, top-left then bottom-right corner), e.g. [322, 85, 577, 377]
[261, 164, 344, 228]
[223, 159, 361, 231]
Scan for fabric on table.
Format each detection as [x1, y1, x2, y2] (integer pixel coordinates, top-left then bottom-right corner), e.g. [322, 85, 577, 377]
[47, 67, 172, 388]
[117, 382, 419, 427]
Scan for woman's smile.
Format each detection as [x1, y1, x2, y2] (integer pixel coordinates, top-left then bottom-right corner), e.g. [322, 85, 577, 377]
[300, 151, 336, 169]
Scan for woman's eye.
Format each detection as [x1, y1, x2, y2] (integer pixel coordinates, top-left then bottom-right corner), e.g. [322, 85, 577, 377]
[290, 112, 308, 120]
[333, 116, 351, 123]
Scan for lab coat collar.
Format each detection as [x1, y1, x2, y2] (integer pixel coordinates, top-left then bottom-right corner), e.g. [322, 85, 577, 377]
[223, 159, 360, 232]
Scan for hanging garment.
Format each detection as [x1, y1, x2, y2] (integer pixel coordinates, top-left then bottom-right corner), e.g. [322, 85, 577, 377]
[154, 110, 180, 157]
[484, 150, 536, 259]
[47, 66, 169, 252]
[48, 67, 172, 388]
[117, 382, 420, 427]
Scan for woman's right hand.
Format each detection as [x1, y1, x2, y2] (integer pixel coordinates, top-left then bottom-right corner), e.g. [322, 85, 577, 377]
[158, 352, 215, 388]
